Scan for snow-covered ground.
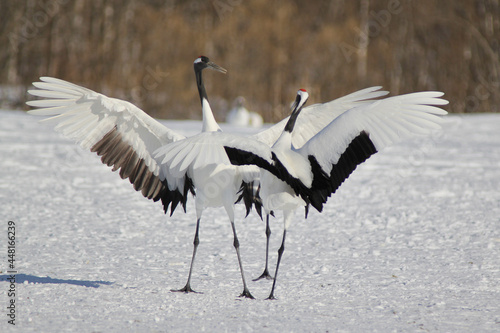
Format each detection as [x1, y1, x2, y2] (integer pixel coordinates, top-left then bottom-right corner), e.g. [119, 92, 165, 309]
[0, 109, 499, 332]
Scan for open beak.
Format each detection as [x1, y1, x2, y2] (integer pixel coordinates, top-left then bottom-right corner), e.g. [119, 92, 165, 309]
[207, 61, 227, 74]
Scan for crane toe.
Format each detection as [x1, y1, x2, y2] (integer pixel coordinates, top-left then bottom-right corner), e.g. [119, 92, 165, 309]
[253, 269, 274, 281]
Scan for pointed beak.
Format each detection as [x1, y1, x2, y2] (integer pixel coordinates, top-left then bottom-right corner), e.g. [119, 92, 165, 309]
[207, 61, 227, 74]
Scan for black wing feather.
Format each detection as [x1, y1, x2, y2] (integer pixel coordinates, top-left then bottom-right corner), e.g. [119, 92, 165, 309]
[308, 131, 377, 212]
[91, 125, 194, 216]
[224, 146, 312, 206]
[224, 131, 377, 214]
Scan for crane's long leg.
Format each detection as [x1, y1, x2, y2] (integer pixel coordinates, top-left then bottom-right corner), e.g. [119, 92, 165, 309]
[266, 229, 286, 300]
[253, 214, 274, 281]
[172, 218, 201, 293]
[230, 220, 255, 299]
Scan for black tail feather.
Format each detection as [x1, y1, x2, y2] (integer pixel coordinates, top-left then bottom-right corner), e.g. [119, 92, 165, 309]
[236, 181, 263, 220]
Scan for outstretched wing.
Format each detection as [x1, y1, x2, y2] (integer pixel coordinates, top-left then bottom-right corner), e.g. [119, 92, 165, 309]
[298, 91, 449, 211]
[224, 91, 448, 213]
[27, 76, 189, 214]
[253, 86, 389, 147]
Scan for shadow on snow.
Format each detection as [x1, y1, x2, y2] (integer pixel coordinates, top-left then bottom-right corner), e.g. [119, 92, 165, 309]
[0, 274, 113, 288]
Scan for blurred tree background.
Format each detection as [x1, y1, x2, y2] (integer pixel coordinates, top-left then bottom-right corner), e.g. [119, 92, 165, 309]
[1, 0, 499, 121]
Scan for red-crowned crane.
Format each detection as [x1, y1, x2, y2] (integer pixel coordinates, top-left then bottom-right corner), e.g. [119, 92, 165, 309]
[217, 88, 448, 299]
[244, 86, 391, 281]
[27, 56, 259, 299]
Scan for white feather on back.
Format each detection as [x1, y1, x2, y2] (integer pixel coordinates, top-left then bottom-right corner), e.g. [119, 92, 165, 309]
[155, 132, 231, 188]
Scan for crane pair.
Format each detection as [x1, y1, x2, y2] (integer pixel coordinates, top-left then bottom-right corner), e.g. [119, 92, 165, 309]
[27, 56, 448, 300]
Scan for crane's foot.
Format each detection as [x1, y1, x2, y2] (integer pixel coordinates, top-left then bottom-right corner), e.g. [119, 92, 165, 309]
[171, 284, 201, 294]
[265, 293, 277, 300]
[238, 288, 255, 299]
[253, 269, 274, 281]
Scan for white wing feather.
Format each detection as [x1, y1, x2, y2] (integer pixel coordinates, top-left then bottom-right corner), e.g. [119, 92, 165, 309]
[221, 90, 448, 213]
[27, 77, 185, 180]
[253, 86, 389, 147]
[298, 91, 449, 173]
[27, 77, 189, 202]
[154, 132, 261, 192]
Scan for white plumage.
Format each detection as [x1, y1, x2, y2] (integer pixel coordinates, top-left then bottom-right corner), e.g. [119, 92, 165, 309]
[297, 91, 448, 184]
[158, 85, 407, 283]
[27, 56, 258, 299]
[253, 86, 389, 148]
[26, 58, 449, 299]
[221, 88, 448, 299]
[224, 91, 448, 211]
[28, 76, 183, 201]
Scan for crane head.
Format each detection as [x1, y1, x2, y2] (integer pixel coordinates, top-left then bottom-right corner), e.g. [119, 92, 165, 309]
[194, 56, 227, 74]
[291, 89, 309, 114]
